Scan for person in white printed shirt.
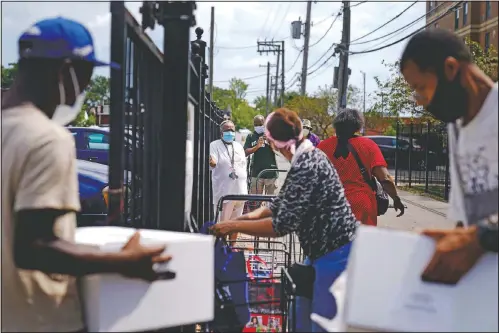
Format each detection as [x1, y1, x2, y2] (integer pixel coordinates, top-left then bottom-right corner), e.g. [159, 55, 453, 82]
[401, 29, 498, 286]
[210, 120, 248, 243]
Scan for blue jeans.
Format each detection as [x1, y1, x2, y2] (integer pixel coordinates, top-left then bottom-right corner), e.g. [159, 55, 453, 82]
[291, 242, 352, 332]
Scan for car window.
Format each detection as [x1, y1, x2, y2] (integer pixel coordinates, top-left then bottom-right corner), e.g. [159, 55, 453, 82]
[371, 137, 393, 146]
[397, 139, 410, 149]
[85, 132, 109, 150]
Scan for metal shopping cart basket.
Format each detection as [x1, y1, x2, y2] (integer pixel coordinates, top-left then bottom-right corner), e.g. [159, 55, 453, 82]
[245, 169, 288, 214]
[190, 194, 303, 332]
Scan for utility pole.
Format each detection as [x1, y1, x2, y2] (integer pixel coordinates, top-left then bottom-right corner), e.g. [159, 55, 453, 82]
[208, 6, 215, 93]
[257, 40, 285, 107]
[361, 70, 366, 135]
[275, 50, 280, 106]
[336, 1, 350, 111]
[260, 62, 275, 114]
[281, 40, 285, 106]
[300, 1, 312, 96]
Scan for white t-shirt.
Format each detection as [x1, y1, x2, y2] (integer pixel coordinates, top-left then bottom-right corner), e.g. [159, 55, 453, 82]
[210, 139, 248, 207]
[1, 104, 83, 332]
[447, 82, 498, 225]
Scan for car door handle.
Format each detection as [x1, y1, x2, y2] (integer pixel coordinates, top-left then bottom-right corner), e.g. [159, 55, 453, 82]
[88, 157, 98, 161]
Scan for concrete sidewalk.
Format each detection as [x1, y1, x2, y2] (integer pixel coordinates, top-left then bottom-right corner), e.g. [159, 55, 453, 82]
[379, 190, 454, 231]
[277, 154, 454, 231]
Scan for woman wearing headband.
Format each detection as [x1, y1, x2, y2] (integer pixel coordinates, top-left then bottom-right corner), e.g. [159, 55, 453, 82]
[211, 108, 359, 332]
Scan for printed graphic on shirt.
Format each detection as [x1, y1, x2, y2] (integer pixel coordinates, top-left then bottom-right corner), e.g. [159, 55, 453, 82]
[457, 145, 498, 224]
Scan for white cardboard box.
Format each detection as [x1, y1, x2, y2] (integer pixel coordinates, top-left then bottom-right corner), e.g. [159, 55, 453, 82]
[75, 227, 214, 332]
[344, 226, 498, 332]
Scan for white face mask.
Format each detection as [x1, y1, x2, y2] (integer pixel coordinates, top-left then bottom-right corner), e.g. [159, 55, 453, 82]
[51, 66, 86, 126]
[254, 126, 265, 134]
[303, 128, 310, 137]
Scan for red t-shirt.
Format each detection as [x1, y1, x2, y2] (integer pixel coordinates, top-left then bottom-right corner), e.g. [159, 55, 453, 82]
[318, 136, 387, 226]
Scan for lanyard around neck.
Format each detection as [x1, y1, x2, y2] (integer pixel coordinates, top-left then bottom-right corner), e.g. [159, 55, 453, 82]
[223, 142, 235, 168]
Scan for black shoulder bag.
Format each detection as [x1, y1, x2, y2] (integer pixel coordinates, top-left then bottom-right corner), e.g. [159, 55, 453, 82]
[287, 240, 315, 299]
[347, 143, 390, 216]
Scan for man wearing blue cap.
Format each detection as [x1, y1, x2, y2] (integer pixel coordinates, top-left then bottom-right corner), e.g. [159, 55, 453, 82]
[2, 18, 172, 332]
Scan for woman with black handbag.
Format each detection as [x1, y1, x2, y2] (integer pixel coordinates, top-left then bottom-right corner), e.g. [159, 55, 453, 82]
[318, 108, 405, 226]
[211, 108, 358, 332]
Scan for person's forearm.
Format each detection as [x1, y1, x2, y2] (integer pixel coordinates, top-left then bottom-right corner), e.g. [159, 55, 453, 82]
[379, 175, 399, 200]
[245, 146, 259, 156]
[235, 206, 272, 221]
[232, 218, 278, 237]
[14, 239, 129, 277]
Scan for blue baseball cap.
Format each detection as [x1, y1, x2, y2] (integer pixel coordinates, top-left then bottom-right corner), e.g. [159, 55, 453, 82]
[18, 17, 119, 69]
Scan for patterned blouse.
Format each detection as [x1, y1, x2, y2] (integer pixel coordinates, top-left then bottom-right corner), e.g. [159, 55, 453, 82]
[269, 149, 359, 260]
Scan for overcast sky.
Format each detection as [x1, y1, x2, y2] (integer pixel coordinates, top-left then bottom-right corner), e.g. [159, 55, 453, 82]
[1, 1, 425, 105]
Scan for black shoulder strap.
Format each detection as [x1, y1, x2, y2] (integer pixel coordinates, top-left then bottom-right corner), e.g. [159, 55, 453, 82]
[347, 142, 376, 191]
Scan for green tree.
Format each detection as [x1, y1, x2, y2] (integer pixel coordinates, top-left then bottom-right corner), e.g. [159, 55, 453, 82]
[210, 77, 258, 130]
[72, 75, 110, 127]
[371, 38, 498, 119]
[252, 95, 268, 115]
[466, 37, 498, 81]
[1, 63, 18, 88]
[285, 95, 332, 139]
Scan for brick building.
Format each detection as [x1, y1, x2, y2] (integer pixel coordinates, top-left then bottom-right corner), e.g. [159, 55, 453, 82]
[427, 1, 498, 51]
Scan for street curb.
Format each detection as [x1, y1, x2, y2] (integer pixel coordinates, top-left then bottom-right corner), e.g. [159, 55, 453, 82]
[401, 196, 447, 217]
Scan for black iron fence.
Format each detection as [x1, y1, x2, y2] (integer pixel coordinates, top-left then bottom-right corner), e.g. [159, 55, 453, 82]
[394, 121, 451, 200]
[109, 1, 224, 231]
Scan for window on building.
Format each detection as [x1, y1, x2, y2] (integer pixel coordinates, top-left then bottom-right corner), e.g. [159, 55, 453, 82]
[486, 1, 491, 20]
[485, 32, 491, 52]
[434, 22, 439, 29]
[429, 1, 433, 10]
[463, 2, 468, 25]
[455, 8, 460, 30]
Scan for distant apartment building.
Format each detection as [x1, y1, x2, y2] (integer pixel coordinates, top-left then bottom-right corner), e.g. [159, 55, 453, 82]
[426, 1, 498, 52]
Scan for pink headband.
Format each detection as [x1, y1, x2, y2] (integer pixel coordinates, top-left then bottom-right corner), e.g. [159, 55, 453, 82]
[264, 111, 304, 152]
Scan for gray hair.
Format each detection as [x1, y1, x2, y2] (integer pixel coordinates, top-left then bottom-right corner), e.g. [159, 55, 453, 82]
[333, 108, 364, 135]
[219, 120, 234, 130]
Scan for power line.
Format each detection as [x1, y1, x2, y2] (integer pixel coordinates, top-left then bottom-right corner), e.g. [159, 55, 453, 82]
[308, 12, 341, 48]
[269, 2, 292, 39]
[286, 50, 303, 73]
[349, 1, 463, 55]
[308, 52, 336, 76]
[308, 56, 338, 80]
[307, 42, 337, 71]
[258, 3, 274, 40]
[313, 13, 336, 27]
[350, 1, 447, 46]
[214, 73, 267, 83]
[263, 3, 282, 40]
[216, 36, 290, 50]
[350, 1, 418, 44]
[216, 45, 256, 50]
[350, 1, 368, 8]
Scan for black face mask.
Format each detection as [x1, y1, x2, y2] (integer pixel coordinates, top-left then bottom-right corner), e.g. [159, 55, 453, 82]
[426, 70, 468, 123]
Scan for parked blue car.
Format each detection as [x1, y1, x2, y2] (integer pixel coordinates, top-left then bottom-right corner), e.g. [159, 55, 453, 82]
[69, 126, 111, 165]
[77, 159, 109, 227]
[68, 126, 140, 166]
[77, 159, 135, 227]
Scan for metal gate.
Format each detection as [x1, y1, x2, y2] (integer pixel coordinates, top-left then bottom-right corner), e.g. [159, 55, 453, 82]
[109, 1, 224, 231]
[394, 120, 450, 200]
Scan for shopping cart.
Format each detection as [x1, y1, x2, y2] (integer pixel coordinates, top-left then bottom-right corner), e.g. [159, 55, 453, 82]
[244, 169, 288, 214]
[188, 194, 302, 332]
